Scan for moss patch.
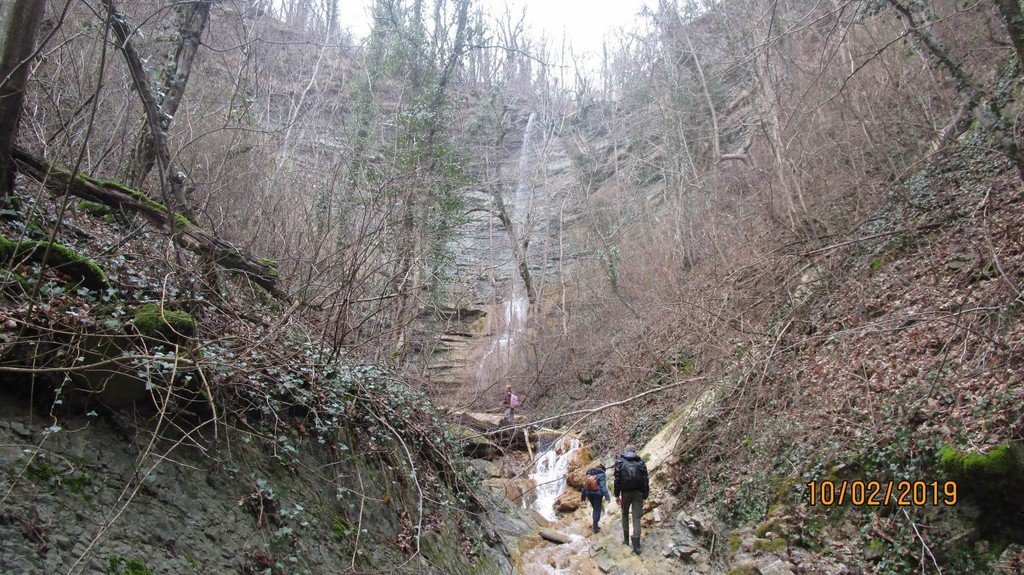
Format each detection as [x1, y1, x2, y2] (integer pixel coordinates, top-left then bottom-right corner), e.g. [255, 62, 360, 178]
[728, 532, 742, 552]
[77, 200, 112, 217]
[939, 443, 1024, 530]
[107, 556, 154, 575]
[0, 270, 30, 296]
[332, 515, 356, 539]
[752, 537, 787, 553]
[134, 303, 197, 342]
[754, 517, 781, 538]
[939, 444, 1021, 483]
[0, 236, 109, 291]
[869, 257, 885, 275]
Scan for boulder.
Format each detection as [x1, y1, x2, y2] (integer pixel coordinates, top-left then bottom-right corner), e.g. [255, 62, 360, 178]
[450, 411, 504, 431]
[505, 477, 536, 505]
[663, 543, 699, 562]
[676, 510, 704, 535]
[566, 464, 592, 490]
[482, 478, 507, 496]
[554, 490, 582, 513]
[567, 445, 594, 471]
[466, 458, 500, 479]
[539, 530, 571, 544]
[445, 423, 499, 459]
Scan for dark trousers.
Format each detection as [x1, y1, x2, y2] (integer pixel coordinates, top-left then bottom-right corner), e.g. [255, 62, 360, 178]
[620, 490, 644, 540]
[586, 494, 603, 530]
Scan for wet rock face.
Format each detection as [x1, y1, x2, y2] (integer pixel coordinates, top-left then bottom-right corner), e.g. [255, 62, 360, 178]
[414, 133, 582, 393]
[505, 477, 538, 506]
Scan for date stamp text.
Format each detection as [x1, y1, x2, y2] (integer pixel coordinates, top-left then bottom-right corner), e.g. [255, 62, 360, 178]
[805, 480, 957, 507]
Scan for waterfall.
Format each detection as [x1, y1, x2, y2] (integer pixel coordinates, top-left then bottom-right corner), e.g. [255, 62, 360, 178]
[477, 113, 536, 381]
[528, 435, 580, 521]
[514, 112, 538, 212]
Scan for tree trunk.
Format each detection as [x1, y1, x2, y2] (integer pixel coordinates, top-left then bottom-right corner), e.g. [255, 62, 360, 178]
[996, 0, 1024, 67]
[11, 146, 285, 299]
[132, 0, 212, 184]
[103, 0, 190, 215]
[0, 0, 46, 197]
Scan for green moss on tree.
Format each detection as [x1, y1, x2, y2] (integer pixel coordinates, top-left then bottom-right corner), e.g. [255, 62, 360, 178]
[74, 174, 198, 227]
[77, 200, 111, 217]
[134, 303, 197, 342]
[0, 235, 109, 290]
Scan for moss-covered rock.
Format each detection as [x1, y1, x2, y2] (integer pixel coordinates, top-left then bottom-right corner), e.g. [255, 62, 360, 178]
[940, 444, 1022, 483]
[0, 235, 109, 291]
[939, 444, 1024, 524]
[133, 303, 197, 342]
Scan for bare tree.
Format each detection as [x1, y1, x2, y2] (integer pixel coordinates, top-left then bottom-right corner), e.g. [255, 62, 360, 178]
[0, 0, 46, 197]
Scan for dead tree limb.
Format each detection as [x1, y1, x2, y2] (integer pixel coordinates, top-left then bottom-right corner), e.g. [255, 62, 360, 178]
[489, 184, 536, 303]
[132, 0, 213, 184]
[103, 0, 190, 213]
[884, 0, 979, 150]
[12, 146, 285, 299]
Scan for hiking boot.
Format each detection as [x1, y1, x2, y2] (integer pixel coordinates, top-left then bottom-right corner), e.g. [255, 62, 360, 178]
[623, 533, 629, 546]
[631, 536, 642, 555]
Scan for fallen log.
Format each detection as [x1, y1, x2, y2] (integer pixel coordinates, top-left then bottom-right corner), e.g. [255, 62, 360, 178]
[12, 146, 286, 300]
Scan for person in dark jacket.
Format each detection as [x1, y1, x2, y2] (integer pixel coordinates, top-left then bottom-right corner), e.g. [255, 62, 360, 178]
[614, 444, 649, 555]
[580, 464, 611, 533]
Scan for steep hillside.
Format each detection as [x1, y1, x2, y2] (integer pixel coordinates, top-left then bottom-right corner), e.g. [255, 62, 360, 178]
[3, 1, 1024, 574]
[662, 119, 1024, 575]
[0, 183, 528, 574]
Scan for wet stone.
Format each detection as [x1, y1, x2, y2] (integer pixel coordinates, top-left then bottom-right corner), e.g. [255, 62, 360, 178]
[596, 555, 617, 573]
[539, 530, 571, 544]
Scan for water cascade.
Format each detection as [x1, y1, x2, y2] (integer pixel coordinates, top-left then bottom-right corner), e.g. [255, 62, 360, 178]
[528, 434, 580, 521]
[477, 112, 537, 382]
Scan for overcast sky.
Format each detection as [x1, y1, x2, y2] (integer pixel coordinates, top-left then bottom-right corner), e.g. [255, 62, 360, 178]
[336, 0, 653, 57]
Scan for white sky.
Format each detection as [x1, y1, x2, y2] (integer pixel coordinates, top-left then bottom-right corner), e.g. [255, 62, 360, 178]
[337, 0, 653, 57]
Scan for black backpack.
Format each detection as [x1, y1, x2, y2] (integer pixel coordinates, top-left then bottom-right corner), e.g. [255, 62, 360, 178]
[619, 458, 644, 491]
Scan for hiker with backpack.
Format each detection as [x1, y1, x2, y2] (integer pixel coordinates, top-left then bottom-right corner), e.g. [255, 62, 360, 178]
[502, 384, 520, 424]
[580, 463, 611, 533]
[614, 444, 650, 555]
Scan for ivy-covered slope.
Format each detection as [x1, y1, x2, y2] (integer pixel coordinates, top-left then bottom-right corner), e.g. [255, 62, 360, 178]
[659, 107, 1024, 574]
[0, 184, 526, 573]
